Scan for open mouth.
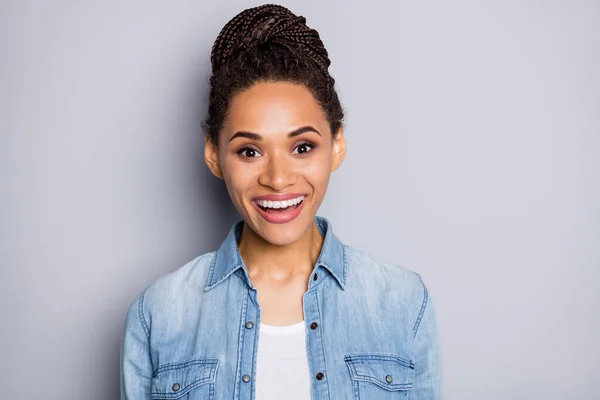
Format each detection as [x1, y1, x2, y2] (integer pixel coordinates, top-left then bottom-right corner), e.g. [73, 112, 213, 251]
[254, 195, 305, 214]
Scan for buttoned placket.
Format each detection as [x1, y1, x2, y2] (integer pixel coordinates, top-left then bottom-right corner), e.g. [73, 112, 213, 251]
[303, 266, 331, 399]
[235, 269, 261, 400]
[233, 266, 331, 400]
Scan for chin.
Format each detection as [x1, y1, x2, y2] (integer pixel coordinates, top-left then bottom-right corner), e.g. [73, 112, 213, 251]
[259, 229, 304, 246]
[263, 220, 313, 246]
[248, 214, 315, 246]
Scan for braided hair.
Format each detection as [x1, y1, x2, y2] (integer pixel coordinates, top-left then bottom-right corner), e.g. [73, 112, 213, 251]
[203, 4, 344, 145]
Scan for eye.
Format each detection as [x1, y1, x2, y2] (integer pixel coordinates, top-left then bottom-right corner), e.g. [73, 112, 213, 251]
[237, 147, 262, 158]
[292, 142, 314, 155]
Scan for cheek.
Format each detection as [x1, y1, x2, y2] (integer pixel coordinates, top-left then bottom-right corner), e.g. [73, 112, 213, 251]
[221, 160, 256, 204]
[301, 151, 332, 192]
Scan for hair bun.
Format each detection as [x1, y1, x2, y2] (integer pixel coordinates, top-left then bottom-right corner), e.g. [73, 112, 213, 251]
[210, 4, 330, 74]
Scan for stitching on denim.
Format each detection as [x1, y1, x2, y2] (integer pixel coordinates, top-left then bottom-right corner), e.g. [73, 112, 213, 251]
[413, 274, 428, 338]
[345, 356, 415, 393]
[154, 359, 218, 374]
[355, 378, 412, 390]
[345, 354, 414, 368]
[205, 252, 218, 290]
[233, 268, 251, 290]
[138, 288, 151, 340]
[151, 377, 211, 396]
[318, 255, 346, 290]
[344, 356, 359, 377]
[305, 293, 316, 390]
[314, 291, 331, 398]
[233, 289, 248, 398]
[210, 263, 245, 290]
[151, 379, 211, 398]
[356, 379, 413, 391]
[249, 290, 260, 399]
[342, 244, 348, 288]
[315, 291, 326, 368]
[344, 355, 414, 390]
[344, 355, 415, 372]
[208, 382, 215, 399]
[212, 362, 219, 395]
[151, 360, 218, 398]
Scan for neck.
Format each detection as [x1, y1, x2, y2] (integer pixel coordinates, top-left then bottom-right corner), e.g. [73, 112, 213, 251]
[238, 220, 324, 283]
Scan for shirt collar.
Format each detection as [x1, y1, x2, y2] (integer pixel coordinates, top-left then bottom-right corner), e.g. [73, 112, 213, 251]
[205, 216, 346, 291]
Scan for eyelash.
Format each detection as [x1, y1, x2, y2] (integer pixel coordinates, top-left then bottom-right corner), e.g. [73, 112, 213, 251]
[236, 146, 261, 158]
[292, 141, 315, 155]
[236, 142, 316, 158]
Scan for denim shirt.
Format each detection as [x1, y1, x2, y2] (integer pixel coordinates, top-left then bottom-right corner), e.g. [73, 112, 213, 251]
[121, 217, 442, 399]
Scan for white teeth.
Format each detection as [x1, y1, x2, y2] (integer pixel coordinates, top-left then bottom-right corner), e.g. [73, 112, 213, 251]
[256, 196, 305, 209]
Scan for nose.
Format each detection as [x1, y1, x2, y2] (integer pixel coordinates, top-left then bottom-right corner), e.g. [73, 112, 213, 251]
[258, 152, 297, 191]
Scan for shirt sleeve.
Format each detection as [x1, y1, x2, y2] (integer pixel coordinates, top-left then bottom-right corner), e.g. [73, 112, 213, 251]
[121, 291, 153, 400]
[409, 276, 443, 399]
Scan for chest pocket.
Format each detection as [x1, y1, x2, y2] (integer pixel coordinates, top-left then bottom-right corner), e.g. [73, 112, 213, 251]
[151, 359, 218, 400]
[345, 354, 414, 399]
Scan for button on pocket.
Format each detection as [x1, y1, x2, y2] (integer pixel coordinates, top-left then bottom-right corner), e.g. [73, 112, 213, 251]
[344, 354, 414, 399]
[151, 358, 218, 399]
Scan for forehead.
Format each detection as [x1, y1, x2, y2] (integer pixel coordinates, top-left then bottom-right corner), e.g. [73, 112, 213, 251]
[223, 81, 329, 137]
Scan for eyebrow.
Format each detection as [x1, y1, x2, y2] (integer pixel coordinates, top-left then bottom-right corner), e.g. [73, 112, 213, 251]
[228, 126, 321, 142]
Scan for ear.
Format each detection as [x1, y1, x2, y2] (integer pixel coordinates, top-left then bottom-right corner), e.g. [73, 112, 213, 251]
[331, 125, 346, 172]
[204, 136, 223, 179]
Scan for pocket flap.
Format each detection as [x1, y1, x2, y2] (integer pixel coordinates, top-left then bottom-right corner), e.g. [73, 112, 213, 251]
[151, 359, 218, 399]
[344, 354, 414, 391]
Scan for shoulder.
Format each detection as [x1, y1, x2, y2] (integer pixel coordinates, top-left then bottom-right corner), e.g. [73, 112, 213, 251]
[147, 251, 215, 297]
[127, 251, 216, 324]
[344, 244, 426, 293]
[343, 244, 430, 328]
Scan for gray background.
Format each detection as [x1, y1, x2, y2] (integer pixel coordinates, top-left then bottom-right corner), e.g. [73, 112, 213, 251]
[1, 1, 599, 399]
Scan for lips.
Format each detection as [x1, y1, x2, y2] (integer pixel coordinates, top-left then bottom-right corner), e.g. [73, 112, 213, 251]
[252, 193, 307, 224]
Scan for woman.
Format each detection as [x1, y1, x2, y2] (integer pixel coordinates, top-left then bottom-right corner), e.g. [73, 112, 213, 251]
[121, 4, 441, 399]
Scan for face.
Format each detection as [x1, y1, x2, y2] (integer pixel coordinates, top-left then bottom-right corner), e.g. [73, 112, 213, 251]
[205, 81, 346, 246]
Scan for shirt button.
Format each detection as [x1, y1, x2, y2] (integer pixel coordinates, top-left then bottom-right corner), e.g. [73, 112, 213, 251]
[310, 322, 318, 330]
[313, 273, 318, 281]
[242, 374, 251, 383]
[385, 375, 393, 383]
[245, 321, 254, 329]
[316, 372, 324, 380]
[172, 383, 180, 392]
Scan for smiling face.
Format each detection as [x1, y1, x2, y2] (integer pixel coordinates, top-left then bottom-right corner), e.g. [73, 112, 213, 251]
[204, 81, 346, 246]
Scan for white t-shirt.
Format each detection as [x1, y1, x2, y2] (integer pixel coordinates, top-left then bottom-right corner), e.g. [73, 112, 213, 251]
[255, 320, 312, 399]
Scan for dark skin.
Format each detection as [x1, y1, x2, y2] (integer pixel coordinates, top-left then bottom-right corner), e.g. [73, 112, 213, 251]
[204, 81, 346, 325]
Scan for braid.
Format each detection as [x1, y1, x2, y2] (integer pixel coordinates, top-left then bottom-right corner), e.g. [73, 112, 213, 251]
[204, 4, 344, 144]
[210, 5, 331, 77]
